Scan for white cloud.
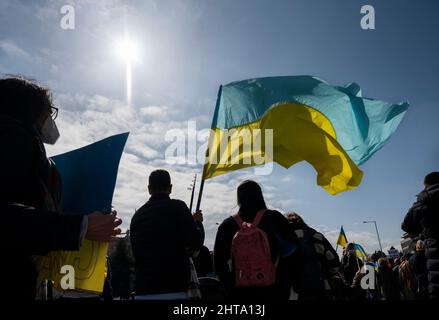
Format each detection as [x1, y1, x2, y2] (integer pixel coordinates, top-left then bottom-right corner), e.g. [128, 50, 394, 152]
[47, 92, 271, 250]
[128, 144, 159, 159]
[0, 40, 31, 60]
[139, 105, 171, 120]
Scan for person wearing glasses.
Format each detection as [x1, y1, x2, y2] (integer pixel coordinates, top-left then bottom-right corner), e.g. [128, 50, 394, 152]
[0, 76, 122, 300]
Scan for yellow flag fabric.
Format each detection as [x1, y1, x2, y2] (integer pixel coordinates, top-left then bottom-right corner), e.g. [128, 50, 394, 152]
[336, 226, 348, 248]
[203, 76, 408, 194]
[354, 243, 367, 259]
[37, 241, 108, 294]
[203, 103, 363, 194]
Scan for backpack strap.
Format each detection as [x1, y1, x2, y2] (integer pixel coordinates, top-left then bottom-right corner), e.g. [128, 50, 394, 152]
[252, 209, 267, 227]
[233, 209, 267, 229]
[232, 214, 244, 229]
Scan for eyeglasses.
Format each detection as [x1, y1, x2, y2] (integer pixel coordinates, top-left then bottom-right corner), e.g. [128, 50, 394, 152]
[51, 106, 59, 120]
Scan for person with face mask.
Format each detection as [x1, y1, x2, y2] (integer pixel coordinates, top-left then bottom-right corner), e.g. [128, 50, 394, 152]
[0, 76, 122, 300]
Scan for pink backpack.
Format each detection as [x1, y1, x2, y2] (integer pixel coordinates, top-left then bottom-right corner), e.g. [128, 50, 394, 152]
[231, 210, 277, 287]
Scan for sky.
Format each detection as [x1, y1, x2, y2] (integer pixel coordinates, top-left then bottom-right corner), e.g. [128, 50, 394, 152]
[1, 0, 438, 253]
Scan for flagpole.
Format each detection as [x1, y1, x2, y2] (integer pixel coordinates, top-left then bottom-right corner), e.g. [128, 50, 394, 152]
[195, 177, 205, 212]
[195, 85, 223, 213]
[189, 174, 197, 212]
[353, 242, 361, 270]
[195, 142, 209, 212]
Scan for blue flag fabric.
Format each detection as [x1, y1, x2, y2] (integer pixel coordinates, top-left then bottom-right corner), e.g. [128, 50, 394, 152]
[38, 132, 129, 294]
[52, 132, 129, 214]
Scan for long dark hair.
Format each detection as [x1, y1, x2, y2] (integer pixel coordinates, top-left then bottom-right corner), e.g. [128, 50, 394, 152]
[237, 180, 267, 215]
[0, 75, 52, 127]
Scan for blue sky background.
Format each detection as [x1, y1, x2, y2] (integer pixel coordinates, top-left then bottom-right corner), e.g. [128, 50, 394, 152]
[1, 0, 438, 253]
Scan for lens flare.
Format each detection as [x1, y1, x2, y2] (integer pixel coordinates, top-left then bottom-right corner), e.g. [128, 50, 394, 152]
[114, 36, 140, 105]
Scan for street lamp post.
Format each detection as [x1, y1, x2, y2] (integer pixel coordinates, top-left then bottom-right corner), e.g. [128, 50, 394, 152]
[363, 220, 383, 252]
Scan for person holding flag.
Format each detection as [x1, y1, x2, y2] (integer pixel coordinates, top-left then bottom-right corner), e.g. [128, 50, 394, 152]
[354, 243, 368, 260]
[341, 243, 364, 287]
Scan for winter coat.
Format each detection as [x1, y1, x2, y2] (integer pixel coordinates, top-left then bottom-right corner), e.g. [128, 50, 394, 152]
[130, 194, 203, 294]
[402, 183, 439, 299]
[0, 116, 83, 300]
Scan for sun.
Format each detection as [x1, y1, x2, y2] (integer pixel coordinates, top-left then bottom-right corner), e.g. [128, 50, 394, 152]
[114, 37, 140, 63]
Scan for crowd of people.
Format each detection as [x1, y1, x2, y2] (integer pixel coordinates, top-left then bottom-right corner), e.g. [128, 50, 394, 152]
[1, 76, 438, 301]
[127, 172, 439, 301]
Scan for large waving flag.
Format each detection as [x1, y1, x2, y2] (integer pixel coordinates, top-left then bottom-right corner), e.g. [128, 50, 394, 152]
[337, 226, 348, 248]
[202, 76, 409, 194]
[38, 132, 129, 294]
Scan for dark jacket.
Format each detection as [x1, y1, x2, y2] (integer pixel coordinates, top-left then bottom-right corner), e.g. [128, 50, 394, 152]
[289, 225, 340, 300]
[376, 264, 400, 300]
[193, 245, 213, 277]
[402, 184, 439, 299]
[409, 251, 428, 298]
[130, 194, 203, 295]
[214, 209, 300, 300]
[341, 254, 363, 286]
[0, 116, 83, 300]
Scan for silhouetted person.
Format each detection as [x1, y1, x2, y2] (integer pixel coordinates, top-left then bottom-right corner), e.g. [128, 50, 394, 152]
[409, 240, 429, 299]
[193, 245, 214, 277]
[130, 169, 203, 300]
[402, 172, 439, 299]
[376, 258, 400, 300]
[340, 243, 363, 287]
[0, 76, 122, 300]
[285, 212, 340, 300]
[214, 180, 300, 300]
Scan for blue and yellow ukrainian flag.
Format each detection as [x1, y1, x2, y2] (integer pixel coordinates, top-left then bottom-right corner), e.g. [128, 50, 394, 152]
[354, 243, 368, 259]
[370, 261, 379, 271]
[337, 226, 348, 248]
[202, 76, 409, 194]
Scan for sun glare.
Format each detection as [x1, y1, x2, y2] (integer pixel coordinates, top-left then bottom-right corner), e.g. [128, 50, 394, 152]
[115, 37, 140, 63]
[114, 36, 141, 106]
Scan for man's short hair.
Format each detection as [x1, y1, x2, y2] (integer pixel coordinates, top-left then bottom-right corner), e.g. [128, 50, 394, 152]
[149, 169, 171, 191]
[424, 172, 439, 187]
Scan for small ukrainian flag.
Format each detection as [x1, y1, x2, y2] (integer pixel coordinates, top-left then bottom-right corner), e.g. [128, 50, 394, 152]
[354, 243, 368, 259]
[337, 226, 348, 248]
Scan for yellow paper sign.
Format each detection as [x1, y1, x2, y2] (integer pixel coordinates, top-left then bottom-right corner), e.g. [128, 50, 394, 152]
[38, 240, 108, 294]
